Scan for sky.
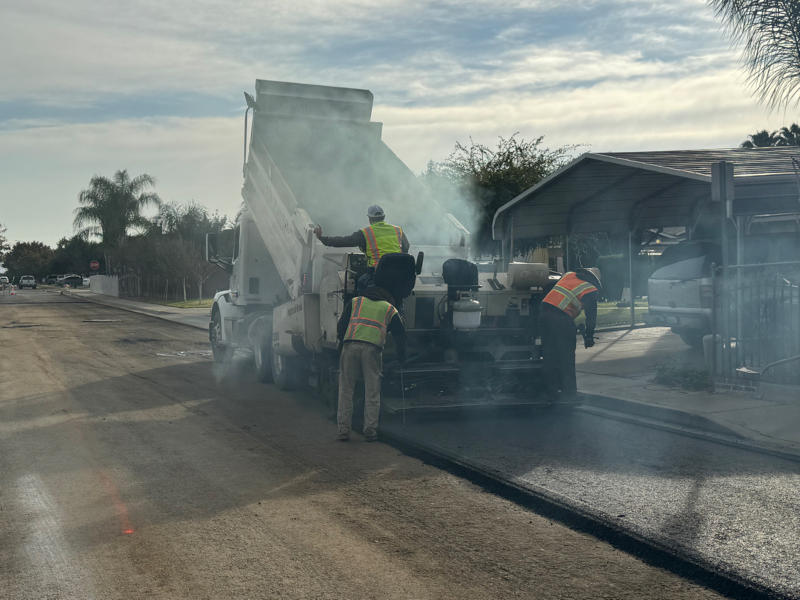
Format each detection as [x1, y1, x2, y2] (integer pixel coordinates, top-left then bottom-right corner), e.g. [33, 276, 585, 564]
[0, 0, 795, 246]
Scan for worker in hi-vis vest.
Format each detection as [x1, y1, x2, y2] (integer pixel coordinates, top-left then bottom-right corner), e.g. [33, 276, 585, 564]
[538, 268, 601, 401]
[314, 205, 410, 290]
[335, 285, 406, 442]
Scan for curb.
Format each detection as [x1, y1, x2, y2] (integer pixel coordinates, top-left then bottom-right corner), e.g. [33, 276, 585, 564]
[579, 392, 738, 437]
[60, 289, 208, 332]
[578, 392, 800, 462]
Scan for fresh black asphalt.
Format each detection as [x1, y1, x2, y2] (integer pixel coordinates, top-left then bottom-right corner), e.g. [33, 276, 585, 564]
[382, 407, 800, 598]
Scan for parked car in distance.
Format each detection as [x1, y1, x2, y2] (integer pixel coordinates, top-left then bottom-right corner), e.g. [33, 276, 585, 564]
[45, 274, 59, 285]
[82, 276, 90, 287]
[646, 241, 721, 348]
[59, 275, 84, 287]
[0, 275, 9, 285]
[19, 275, 37, 289]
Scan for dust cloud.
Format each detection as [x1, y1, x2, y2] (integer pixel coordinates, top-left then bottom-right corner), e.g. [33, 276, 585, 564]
[247, 81, 478, 255]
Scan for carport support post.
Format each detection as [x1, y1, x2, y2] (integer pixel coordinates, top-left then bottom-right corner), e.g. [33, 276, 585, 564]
[628, 230, 635, 328]
[712, 161, 734, 377]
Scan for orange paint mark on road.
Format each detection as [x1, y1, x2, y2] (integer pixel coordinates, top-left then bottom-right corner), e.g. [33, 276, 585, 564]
[98, 470, 135, 536]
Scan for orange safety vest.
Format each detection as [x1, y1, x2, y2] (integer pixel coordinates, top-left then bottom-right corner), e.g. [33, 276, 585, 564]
[361, 221, 404, 268]
[542, 272, 598, 319]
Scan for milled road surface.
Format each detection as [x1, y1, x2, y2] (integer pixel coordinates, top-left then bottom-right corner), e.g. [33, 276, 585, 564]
[0, 288, 727, 599]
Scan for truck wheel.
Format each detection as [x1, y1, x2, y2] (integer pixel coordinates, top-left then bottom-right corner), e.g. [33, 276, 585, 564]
[210, 309, 232, 363]
[253, 342, 273, 383]
[272, 351, 299, 390]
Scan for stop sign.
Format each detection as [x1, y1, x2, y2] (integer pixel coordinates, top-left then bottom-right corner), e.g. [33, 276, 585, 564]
[90, 260, 100, 271]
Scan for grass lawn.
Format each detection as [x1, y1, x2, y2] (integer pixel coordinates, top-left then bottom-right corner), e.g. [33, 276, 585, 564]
[593, 300, 649, 328]
[163, 299, 214, 309]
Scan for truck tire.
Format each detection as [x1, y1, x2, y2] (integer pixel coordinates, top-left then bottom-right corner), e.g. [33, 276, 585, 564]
[272, 351, 300, 390]
[253, 342, 273, 383]
[210, 308, 232, 363]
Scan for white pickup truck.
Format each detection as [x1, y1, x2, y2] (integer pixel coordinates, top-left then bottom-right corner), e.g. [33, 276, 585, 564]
[18, 275, 37, 289]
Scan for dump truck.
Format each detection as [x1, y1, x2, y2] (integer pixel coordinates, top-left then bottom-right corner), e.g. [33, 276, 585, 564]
[207, 80, 559, 412]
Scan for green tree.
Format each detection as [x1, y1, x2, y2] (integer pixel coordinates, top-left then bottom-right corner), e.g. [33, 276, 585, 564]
[740, 129, 782, 148]
[740, 124, 800, 147]
[3, 241, 54, 280]
[710, 0, 800, 108]
[49, 235, 103, 275]
[422, 134, 576, 252]
[0, 222, 9, 260]
[74, 170, 161, 248]
[153, 201, 228, 245]
[777, 123, 800, 146]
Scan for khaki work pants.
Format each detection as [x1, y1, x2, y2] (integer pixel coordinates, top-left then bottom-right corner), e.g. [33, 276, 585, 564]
[338, 341, 383, 437]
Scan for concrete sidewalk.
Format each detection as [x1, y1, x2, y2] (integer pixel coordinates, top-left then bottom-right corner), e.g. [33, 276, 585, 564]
[61, 288, 800, 457]
[58, 288, 210, 330]
[578, 327, 800, 457]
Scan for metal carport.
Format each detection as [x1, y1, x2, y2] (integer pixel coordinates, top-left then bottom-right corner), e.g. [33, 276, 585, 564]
[493, 147, 800, 243]
[491, 147, 800, 327]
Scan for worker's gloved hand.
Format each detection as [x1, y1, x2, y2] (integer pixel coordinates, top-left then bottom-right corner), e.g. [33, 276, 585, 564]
[583, 333, 595, 349]
[313, 225, 322, 239]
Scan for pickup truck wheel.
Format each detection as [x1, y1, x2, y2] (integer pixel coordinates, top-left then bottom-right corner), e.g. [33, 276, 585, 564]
[210, 309, 232, 363]
[272, 351, 299, 390]
[254, 342, 273, 383]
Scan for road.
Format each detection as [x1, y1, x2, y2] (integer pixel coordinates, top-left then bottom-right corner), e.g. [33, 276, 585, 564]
[0, 289, 754, 598]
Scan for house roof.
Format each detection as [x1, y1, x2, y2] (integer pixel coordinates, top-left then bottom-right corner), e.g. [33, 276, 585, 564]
[492, 147, 800, 240]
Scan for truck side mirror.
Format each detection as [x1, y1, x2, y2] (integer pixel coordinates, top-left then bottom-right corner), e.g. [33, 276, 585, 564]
[415, 251, 424, 275]
[205, 232, 217, 263]
[206, 232, 234, 273]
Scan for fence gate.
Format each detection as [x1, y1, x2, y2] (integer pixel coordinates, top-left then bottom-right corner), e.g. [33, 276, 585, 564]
[712, 262, 800, 385]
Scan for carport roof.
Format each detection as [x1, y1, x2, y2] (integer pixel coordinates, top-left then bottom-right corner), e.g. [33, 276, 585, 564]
[492, 147, 800, 240]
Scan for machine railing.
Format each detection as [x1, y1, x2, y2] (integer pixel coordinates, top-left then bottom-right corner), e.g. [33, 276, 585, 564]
[712, 261, 800, 385]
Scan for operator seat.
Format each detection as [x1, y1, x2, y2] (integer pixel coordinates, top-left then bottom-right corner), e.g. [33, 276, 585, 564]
[374, 252, 416, 302]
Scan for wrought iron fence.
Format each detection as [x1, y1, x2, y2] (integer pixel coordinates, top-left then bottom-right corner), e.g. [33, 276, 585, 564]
[712, 261, 800, 385]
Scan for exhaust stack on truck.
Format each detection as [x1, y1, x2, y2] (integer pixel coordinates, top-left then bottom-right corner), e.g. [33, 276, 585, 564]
[208, 80, 558, 411]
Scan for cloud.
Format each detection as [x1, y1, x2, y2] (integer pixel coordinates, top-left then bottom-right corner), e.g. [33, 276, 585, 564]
[0, 0, 787, 245]
[0, 117, 242, 245]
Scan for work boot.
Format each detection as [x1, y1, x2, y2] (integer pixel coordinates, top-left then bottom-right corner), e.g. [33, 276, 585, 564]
[336, 431, 350, 441]
[363, 428, 378, 442]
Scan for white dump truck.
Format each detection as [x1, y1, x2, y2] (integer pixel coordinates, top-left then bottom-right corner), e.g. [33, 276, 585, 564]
[207, 80, 558, 412]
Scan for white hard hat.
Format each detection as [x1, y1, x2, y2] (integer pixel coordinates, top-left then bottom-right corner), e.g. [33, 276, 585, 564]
[367, 204, 385, 219]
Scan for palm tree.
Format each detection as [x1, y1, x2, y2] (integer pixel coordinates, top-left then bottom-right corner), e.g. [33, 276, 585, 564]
[710, 0, 800, 108]
[74, 170, 161, 248]
[740, 129, 782, 148]
[776, 123, 800, 146]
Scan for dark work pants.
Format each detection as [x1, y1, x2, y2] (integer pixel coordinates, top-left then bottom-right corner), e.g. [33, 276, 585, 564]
[539, 304, 577, 398]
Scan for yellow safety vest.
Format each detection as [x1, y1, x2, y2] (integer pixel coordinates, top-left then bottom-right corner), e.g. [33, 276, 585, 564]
[361, 221, 404, 268]
[344, 297, 398, 348]
[543, 272, 598, 319]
